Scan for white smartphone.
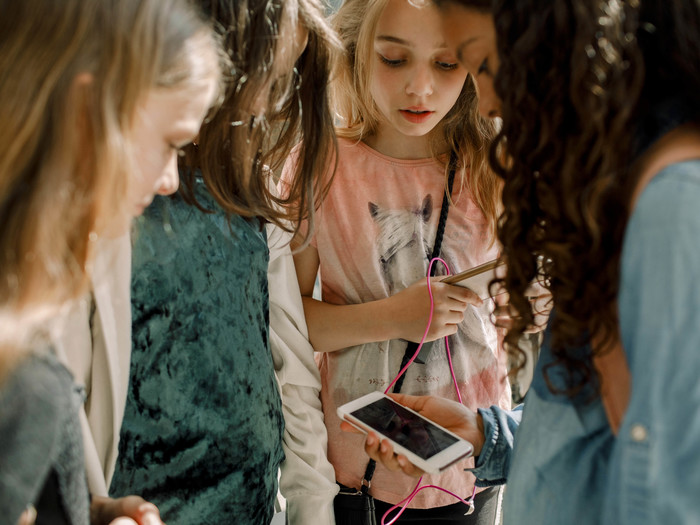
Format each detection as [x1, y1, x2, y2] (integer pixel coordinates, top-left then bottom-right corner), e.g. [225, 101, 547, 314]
[337, 391, 473, 474]
[441, 259, 506, 300]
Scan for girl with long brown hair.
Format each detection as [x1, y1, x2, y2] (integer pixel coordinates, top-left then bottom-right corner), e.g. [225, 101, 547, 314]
[109, 0, 340, 523]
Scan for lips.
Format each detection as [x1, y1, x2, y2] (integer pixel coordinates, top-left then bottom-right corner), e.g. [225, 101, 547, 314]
[399, 107, 435, 124]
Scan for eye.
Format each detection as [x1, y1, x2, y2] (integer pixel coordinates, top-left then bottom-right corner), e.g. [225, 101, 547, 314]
[477, 58, 489, 75]
[436, 60, 458, 71]
[379, 54, 404, 67]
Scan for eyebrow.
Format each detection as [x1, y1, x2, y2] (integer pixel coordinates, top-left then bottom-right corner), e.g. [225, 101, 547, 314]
[376, 34, 449, 50]
[376, 35, 409, 45]
[455, 37, 480, 63]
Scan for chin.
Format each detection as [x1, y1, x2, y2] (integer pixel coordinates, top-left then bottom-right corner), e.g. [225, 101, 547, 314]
[399, 125, 434, 138]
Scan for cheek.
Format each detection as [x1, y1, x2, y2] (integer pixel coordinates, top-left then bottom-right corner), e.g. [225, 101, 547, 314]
[476, 75, 496, 100]
[131, 146, 168, 195]
[369, 65, 397, 106]
[442, 73, 469, 106]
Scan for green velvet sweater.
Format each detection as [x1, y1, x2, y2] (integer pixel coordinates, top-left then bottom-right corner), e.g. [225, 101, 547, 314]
[110, 181, 284, 524]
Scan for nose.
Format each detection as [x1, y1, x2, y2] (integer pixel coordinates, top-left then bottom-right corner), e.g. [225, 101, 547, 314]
[406, 65, 434, 98]
[157, 153, 180, 196]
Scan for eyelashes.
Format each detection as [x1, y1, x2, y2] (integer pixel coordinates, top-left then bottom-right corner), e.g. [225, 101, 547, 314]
[477, 58, 489, 75]
[378, 54, 459, 71]
[436, 61, 458, 71]
[379, 55, 404, 67]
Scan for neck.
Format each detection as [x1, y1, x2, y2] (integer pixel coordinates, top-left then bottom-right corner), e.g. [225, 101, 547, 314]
[364, 122, 445, 160]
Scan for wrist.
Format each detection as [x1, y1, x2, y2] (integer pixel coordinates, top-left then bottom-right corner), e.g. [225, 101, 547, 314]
[376, 295, 402, 341]
[474, 411, 486, 457]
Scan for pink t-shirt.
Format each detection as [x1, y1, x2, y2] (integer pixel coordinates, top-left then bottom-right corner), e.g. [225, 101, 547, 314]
[287, 138, 511, 508]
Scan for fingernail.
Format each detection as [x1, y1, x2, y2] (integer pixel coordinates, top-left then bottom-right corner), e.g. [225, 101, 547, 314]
[398, 457, 407, 467]
[367, 434, 376, 446]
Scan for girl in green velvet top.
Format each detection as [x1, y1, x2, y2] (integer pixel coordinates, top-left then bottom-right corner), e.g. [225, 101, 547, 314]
[110, 0, 339, 523]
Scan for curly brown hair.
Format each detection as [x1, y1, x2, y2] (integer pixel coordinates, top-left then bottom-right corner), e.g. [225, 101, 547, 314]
[178, 0, 339, 238]
[490, 0, 700, 395]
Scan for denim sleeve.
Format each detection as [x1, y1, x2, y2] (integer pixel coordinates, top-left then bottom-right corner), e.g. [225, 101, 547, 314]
[468, 404, 523, 486]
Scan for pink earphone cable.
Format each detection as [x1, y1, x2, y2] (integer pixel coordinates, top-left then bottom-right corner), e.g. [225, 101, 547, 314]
[383, 257, 461, 403]
[379, 257, 475, 525]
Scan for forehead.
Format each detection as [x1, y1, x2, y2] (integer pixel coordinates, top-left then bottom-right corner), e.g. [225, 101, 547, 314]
[374, 0, 445, 47]
[439, 4, 495, 58]
[136, 80, 216, 135]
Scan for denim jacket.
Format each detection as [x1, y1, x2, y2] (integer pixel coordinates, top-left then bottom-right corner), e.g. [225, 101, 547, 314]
[471, 160, 700, 524]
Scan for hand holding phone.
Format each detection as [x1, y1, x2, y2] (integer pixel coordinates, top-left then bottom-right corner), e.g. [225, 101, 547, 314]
[337, 392, 474, 474]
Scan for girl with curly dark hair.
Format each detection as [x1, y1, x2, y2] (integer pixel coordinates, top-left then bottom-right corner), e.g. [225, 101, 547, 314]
[352, 0, 700, 523]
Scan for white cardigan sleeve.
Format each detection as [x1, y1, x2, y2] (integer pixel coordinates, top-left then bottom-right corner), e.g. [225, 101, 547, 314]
[267, 223, 338, 525]
[52, 233, 132, 497]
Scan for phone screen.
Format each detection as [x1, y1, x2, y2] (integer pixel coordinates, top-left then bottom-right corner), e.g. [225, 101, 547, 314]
[350, 397, 459, 460]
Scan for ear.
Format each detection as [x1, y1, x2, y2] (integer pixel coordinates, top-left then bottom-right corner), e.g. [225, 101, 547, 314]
[71, 72, 94, 107]
[71, 72, 95, 151]
[368, 201, 379, 219]
[421, 194, 432, 222]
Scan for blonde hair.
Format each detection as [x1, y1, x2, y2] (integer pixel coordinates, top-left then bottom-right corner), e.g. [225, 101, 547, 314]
[0, 0, 221, 359]
[331, 0, 501, 240]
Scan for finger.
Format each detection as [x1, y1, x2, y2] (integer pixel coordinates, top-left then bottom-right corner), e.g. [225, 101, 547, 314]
[134, 503, 163, 525]
[441, 323, 460, 337]
[377, 439, 403, 472]
[364, 432, 383, 461]
[340, 421, 362, 434]
[524, 279, 548, 297]
[396, 454, 425, 477]
[438, 309, 465, 324]
[493, 304, 516, 319]
[445, 285, 483, 305]
[461, 294, 483, 307]
[138, 509, 163, 525]
[531, 295, 553, 316]
[18, 507, 37, 525]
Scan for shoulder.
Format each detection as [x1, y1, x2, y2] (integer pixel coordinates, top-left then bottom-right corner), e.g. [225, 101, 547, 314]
[630, 160, 700, 233]
[620, 160, 700, 312]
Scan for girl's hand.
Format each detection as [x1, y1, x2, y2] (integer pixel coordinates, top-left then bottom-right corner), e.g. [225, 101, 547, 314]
[340, 393, 485, 477]
[91, 495, 164, 525]
[16, 506, 36, 525]
[493, 280, 552, 334]
[389, 277, 482, 343]
[524, 281, 552, 333]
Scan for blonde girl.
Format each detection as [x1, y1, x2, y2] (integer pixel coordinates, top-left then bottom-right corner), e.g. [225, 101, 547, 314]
[0, 0, 222, 523]
[288, 0, 510, 522]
